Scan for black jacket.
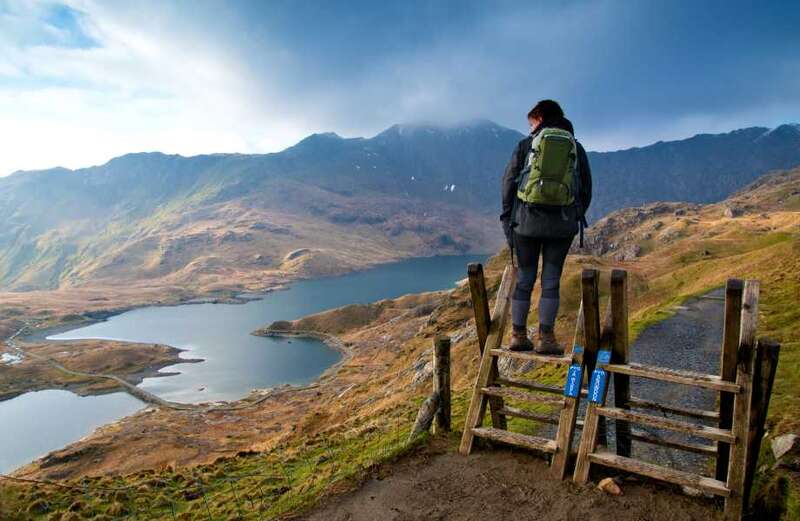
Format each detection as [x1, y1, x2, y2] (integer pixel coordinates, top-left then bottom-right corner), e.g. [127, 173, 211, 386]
[500, 116, 592, 239]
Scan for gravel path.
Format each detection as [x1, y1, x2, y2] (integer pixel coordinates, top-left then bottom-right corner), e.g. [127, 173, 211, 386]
[611, 287, 726, 471]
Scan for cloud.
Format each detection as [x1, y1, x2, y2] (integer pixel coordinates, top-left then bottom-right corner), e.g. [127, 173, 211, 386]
[0, 0, 798, 176]
[0, 0, 313, 175]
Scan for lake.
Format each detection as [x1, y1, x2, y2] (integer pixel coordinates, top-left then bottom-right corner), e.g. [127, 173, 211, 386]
[0, 254, 485, 473]
[0, 390, 142, 474]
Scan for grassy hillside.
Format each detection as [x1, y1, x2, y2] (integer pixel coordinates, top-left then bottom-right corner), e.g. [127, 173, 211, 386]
[2, 168, 798, 519]
[1, 121, 799, 292]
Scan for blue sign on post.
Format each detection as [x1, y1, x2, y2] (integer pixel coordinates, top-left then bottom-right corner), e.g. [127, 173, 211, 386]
[588, 367, 608, 404]
[563, 364, 583, 398]
[597, 349, 612, 365]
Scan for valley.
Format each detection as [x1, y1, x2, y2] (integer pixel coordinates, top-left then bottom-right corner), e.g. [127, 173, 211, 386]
[0, 254, 483, 476]
[1, 167, 797, 519]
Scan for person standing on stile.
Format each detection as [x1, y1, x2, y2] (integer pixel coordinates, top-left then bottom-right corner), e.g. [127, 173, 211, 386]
[500, 100, 593, 354]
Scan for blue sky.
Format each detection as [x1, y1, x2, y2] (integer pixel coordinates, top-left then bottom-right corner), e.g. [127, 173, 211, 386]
[0, 0, 798, 175]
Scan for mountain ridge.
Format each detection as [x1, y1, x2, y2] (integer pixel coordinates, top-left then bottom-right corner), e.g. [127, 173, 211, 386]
[12, 120, 800, 177]
[1, 120, 799, 291]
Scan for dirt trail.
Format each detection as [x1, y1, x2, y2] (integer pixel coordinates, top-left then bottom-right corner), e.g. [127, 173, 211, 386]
[301, 439, 717, 521]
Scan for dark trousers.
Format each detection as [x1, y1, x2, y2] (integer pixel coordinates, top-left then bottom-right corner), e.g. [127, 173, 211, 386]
[511, 233, 572, 330]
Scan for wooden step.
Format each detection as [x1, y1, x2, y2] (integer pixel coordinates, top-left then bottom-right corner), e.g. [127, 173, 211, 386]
[481, 386, 566, 406]
[596, 407, 735, 443]
[471, 427, 558, 453]
[491, 348, 572, 366]
[628, 396, 719, 421]
[499, 406, 584, 427]
[587, 450, 730, 497]
[604, 363, 740, 393]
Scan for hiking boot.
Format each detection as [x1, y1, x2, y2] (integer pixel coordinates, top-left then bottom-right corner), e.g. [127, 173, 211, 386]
[509, 327, 533, 351]
[535, 329, 564, 355]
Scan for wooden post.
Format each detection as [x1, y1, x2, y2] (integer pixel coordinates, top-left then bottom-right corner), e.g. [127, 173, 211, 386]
[410, 393, 441, 439]
[468, 263, 491, 354]
[572, 269, 603, 483]
[597, 304, 613, 448]
[724, 280, 759, 521]
[717, 278, 744, 481]
[551, 301, 585, 479]
[459, 265, 516, 455]
[743, 338, 780, 510]
[433, 336, 451, 433]
[611, 269, 632, 457]
[467, 263, 506, 429]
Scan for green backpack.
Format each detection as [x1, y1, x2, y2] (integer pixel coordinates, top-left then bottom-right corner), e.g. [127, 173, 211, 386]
[517, 127, 577, 206]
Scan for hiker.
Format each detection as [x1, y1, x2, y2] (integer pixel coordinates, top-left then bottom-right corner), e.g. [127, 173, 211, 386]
[500, 99, 592, 354]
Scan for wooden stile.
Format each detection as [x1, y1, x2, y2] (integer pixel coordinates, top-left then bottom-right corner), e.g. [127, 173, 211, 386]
[460, 264, 593, 481]
[459, 263, 777, 521]
[572, 277, 771, 521]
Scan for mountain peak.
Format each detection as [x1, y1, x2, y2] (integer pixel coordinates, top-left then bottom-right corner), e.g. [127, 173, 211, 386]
[285, 132, 346, 154]
[374, 119, 514, 140]
[755, 123, 800, 141]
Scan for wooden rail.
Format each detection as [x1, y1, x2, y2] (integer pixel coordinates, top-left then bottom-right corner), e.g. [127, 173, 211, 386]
[596, 407, 735, 443]
[603, 363, 741, 393]
[627, 396, 719, 421]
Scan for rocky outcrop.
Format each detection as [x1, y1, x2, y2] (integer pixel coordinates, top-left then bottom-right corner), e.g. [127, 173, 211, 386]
[577, 202, 700, 257]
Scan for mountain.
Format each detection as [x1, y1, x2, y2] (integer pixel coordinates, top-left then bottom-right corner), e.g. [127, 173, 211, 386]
[1, 121, 799, 291]
[0, 120, 519, 291]
[586, 123, 800, 217]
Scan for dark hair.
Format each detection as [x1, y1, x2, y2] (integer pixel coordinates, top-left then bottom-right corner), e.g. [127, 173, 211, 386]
[527, 99, 563, 121]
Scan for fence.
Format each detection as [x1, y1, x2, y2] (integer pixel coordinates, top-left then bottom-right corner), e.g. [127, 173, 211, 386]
[459, 263, 780, 521]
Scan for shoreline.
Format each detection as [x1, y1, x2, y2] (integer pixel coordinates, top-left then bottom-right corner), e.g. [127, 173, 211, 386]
[253, 328, 353, 383]
[0, 253, 480, 477]
[1, 278, 360, 409]
[4, 252, 483, 403]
